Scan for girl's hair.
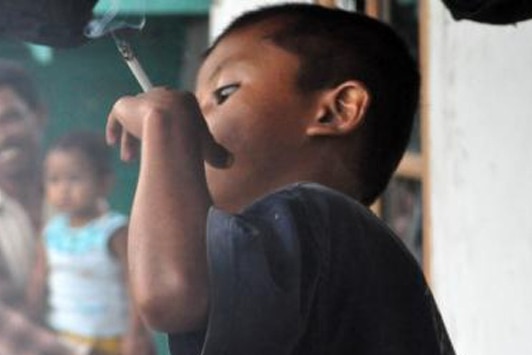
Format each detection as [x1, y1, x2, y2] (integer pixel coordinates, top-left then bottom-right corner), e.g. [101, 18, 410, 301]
[49, 130, 112, 178]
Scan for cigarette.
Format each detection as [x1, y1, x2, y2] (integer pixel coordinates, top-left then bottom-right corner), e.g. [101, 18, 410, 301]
[112, 32, 153, 92]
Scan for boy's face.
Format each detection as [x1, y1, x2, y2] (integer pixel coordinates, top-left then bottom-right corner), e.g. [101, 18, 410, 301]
[196, 22, 322, 211]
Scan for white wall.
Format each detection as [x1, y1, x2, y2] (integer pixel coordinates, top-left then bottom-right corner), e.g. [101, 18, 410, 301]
[209, 0, 310, 41]
[428, 2, 532, 355]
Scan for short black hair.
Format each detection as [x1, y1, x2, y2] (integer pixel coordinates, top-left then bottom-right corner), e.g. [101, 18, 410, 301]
[49, 130, 112, 179]
[0, 59, 42, 111]
[209, 4, 420, 205]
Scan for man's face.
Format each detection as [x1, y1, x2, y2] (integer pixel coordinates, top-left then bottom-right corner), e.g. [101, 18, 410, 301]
[196, 22, 322, 212]
[0, 87, 42, 179]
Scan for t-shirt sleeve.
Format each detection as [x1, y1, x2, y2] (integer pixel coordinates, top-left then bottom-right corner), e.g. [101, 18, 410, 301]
[200, 193, 311, 355]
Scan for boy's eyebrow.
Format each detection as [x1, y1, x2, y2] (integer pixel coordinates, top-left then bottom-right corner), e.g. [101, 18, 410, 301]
[208, 64, 224, 84]
[205, 57, 235, 84]
[202, 33, 274, 84]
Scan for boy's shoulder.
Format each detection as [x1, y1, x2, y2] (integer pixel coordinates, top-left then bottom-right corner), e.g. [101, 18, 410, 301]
[239, 181, 420, 272]
[209, 182, 416, 271]
[243, 182, 390, 236]
[198, 183, 453, 355]
[248, 182, 369, 212]
[244, 182, 365, 212]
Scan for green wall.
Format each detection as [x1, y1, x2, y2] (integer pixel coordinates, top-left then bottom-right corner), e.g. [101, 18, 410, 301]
[95, 0, 211, 15]
[1, 16, 200, 214]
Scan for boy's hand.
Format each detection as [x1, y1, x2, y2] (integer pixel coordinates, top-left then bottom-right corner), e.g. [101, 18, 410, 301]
[106, 87, 231, 167]
[106, 88, 230, 331]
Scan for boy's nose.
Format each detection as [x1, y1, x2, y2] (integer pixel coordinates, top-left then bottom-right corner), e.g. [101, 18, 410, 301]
[197, 96, 213, 117]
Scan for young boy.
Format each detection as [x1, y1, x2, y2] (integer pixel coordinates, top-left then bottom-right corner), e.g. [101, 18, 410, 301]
[106, 4, 455, 355]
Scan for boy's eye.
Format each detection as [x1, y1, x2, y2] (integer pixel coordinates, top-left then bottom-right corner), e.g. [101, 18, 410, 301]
[213, 83, 239, 105]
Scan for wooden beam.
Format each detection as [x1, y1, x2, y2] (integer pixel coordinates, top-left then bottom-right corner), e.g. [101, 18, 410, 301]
[370, 198, 383, 217]
[396, 152, 423, 180]
[314, 0, 336, 8]
[365, 0, 380, 18]
[419, 0, 432, 282]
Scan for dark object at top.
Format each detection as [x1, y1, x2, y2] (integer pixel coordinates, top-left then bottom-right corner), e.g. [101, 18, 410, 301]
[0, 0, 98, 47]
[442, 0, 532, 24]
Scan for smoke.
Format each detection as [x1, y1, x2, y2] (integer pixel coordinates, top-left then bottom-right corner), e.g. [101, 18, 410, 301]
[0, 0, 98, 47]
[83, 0, 153, 92]
[84, 0, 146, 39]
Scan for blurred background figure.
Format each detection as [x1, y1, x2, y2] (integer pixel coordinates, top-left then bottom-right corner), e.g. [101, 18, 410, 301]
[0, 59, 93, 355]
[32, 130, 155, 355]
[0, 59, 45, 292]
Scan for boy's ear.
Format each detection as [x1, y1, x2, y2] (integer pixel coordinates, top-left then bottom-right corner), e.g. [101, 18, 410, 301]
[306, 81, 370, 137]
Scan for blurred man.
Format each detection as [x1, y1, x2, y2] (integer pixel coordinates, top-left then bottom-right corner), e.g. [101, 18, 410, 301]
[0, 59, 91, 355]
[0, 59, 44, 303]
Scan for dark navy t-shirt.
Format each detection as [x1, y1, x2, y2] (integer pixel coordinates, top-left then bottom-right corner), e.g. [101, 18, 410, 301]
[169, 183, 455, 355]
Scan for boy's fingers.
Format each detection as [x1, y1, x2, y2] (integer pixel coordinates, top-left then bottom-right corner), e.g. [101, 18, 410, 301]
[106, 113, 122, 146]
[106, 95, 132, 145]
[107, 94, 141, 144]
[108, 89, 228, 165]
[120, 130, 140, 162]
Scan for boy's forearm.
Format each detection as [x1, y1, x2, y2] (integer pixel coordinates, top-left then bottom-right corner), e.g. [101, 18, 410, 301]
[129, 113, 211, 332]
[123, 309, 155, 355]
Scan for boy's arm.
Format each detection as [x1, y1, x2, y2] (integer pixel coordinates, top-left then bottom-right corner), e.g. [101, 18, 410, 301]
[106, 88, 230, 333]
[109, 227, 155, 355]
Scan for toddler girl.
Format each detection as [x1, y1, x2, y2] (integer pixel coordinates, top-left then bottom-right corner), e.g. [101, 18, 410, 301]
[40, 131, 154, 355]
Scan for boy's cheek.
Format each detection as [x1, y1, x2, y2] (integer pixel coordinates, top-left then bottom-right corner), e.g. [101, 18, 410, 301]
[208, 118, 244, 152]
